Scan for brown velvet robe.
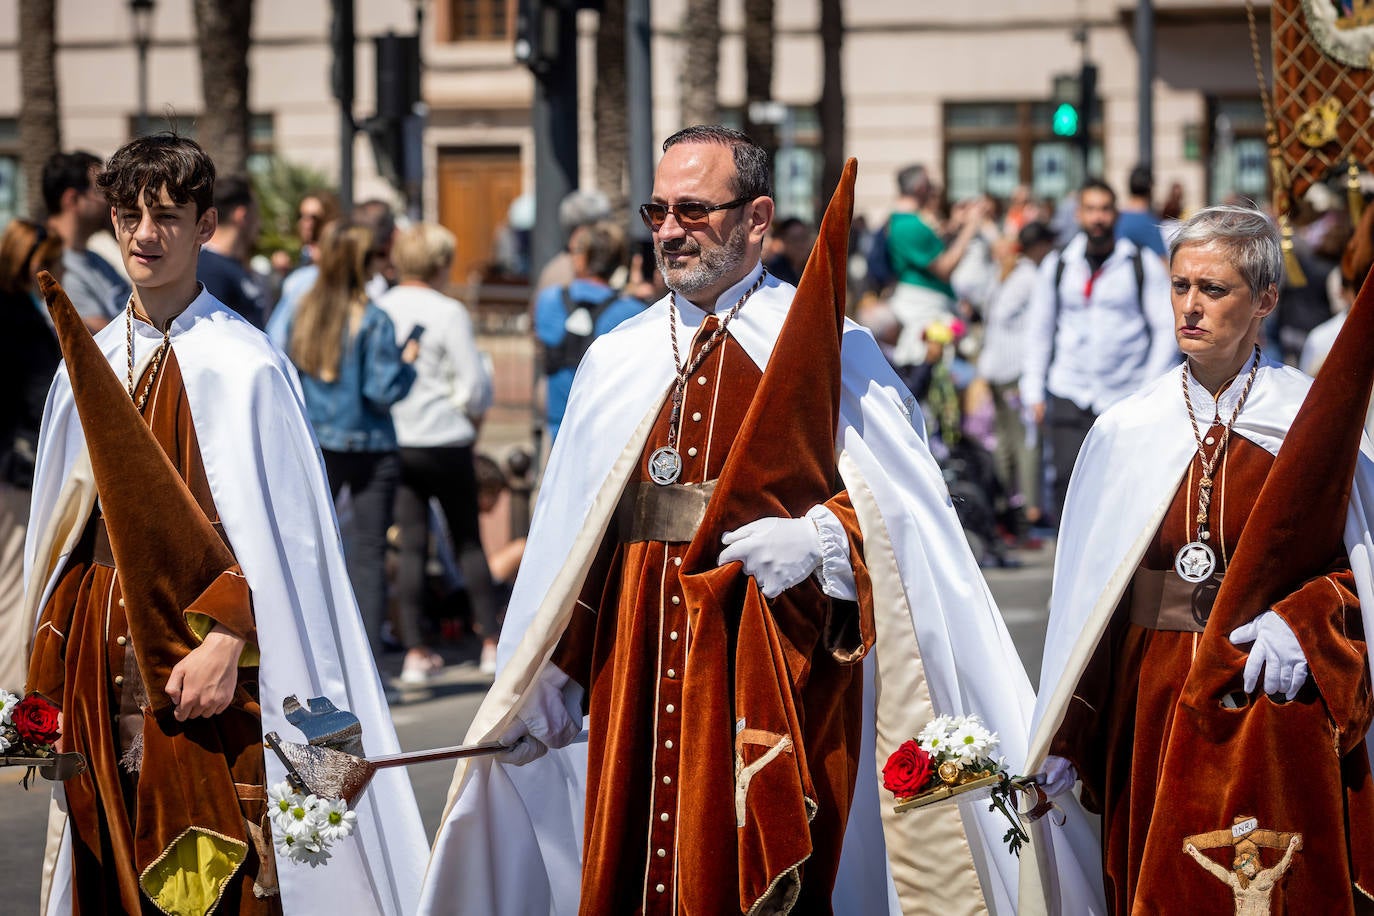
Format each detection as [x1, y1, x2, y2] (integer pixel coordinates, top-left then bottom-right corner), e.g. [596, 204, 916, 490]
[27, 350, 278, 915]
[1053, 427, 1374, 913]
[553, 320, 874, 915]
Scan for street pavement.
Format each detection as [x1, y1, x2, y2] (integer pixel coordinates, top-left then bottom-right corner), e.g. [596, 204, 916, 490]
[0, 540, 1056, 908]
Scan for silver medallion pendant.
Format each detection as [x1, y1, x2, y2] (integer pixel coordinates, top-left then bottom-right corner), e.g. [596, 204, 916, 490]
[1175, 541, 1217, 583]
[647, 446, 683, 486]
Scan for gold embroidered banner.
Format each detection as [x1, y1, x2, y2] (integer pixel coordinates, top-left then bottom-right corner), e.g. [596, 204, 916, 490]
[1270, 0, 1374, 207]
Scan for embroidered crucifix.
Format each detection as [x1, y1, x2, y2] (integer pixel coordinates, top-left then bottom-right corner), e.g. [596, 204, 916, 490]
[1182, 815, 1303, 916]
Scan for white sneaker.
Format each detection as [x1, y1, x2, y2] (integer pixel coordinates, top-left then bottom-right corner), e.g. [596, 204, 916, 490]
[479, 643, 498, 675]
[399, 655, 431, 685]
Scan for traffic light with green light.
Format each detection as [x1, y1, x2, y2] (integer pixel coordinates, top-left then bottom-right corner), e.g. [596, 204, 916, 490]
[1052, 102, 1080, 138]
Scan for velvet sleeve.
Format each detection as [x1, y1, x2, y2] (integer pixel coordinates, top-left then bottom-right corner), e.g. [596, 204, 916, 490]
[550, 535, 618, 696]
[1268, 563, 1370, 755]
[183, 566, 261, 666]
[818, 490, 875, 663]
[25, 564, 85, 708]
[1049, 593, 1132, 815]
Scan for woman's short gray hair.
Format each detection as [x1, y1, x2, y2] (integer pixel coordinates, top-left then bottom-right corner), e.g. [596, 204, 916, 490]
[1168, 204, 1283, 295]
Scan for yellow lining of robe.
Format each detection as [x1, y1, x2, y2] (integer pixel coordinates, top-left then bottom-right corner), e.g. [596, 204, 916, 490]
[186, 611, 261, 667]
[139, 826, 247, 916]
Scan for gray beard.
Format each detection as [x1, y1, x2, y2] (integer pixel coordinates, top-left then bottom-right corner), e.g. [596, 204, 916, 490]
[655, 218, 750, 301]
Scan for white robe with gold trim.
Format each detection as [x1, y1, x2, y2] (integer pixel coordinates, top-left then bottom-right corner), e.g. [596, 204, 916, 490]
[24, 290, 429, 916]
[418, 269, 1038, 915]
[1020, 356, 1374, 915]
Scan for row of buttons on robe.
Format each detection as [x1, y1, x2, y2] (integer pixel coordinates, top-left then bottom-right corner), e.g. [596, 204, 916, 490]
[648, 334, 711, 901]
[681, 385, 707, 460]
[649, 552, 687, 900]
[112, 596, 130, 686]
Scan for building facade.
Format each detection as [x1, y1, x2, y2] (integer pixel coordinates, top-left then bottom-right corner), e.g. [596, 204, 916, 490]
[0, 0, 1271, 285]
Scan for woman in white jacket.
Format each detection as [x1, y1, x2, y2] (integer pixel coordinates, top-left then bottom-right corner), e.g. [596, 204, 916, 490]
[378, 223, 497, 680]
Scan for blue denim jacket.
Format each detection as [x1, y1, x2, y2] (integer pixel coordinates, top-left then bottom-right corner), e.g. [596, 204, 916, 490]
[295, 304, 417, 452]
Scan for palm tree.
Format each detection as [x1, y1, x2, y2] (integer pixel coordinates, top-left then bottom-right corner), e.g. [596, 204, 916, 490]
[679, 0, 720, 126]
[595, 0, 629, 215]
[743, 0, 775, 157]
[193, 0, 253, 175]
[818, 0, 845, 201]
[251, 155, 333, 260]
[19, 0, 61, 217]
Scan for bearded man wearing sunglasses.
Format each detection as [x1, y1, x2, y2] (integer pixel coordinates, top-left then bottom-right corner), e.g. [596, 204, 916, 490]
[420, 126, 1037, 916]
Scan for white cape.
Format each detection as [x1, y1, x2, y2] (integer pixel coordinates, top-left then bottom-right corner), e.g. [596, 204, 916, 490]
[1020, 356, 1374, 915]
[418, 269, 1037, 916]
[23, 290, 429, 916]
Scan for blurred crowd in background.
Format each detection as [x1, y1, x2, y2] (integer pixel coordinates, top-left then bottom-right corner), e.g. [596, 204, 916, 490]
[4, 144, 1374, 697]
[844, 159, 1374, 570]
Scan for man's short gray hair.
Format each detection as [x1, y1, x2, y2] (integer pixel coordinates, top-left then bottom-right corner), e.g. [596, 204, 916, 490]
[896, 164, 929, 197]
[1169, 204, 1283, 295]
[661, 125, 772, 200]
[559, 189, 612, 233]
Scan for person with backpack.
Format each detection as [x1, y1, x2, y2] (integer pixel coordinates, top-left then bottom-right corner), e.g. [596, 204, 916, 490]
[535, 219, 646, 441]
[1020, 178, 1177, 523]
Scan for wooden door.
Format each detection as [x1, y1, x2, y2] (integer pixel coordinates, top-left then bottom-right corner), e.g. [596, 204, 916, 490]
[437, 147, 523, 287]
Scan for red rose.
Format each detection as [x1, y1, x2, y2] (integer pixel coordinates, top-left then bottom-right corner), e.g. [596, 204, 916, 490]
[883, 739, 934, 798]
[13, 694, 61, 746]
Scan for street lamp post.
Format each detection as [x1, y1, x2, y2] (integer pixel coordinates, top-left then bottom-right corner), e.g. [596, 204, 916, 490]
[408, 0, 427, 222]
[130, 0, 156, 137]
[1136, 0, 1155, 170]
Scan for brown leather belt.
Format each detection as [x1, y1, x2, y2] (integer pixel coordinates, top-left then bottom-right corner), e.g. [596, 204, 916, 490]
[1129, 566, 1222, 632]
[617, 480, 717, 544]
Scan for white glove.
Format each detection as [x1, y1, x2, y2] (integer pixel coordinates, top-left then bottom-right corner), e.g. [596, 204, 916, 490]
[496, 719, 548, 767]
[718, 514, 823, 599]
[1039, 755, 1077, 798]
[497, 665, 585, 767]
[1229, 610, 1309, 700]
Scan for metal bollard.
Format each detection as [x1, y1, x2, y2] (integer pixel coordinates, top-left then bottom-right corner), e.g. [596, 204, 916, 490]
[506, 446, 535, 539]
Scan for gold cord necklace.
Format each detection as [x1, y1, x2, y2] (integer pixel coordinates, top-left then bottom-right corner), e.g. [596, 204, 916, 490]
[1174, 345, 1261, 582]
[125, 299, 173, 412]
[646, 269, 768, 486]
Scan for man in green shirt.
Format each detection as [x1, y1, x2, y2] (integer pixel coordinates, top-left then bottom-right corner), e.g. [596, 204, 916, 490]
[885, 164, 990, 366]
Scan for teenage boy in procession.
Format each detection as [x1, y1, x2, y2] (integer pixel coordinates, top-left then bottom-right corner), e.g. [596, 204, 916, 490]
[24, 134, 425, 915]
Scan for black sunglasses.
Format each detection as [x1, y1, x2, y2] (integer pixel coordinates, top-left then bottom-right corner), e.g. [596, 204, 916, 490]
[639, 197, 751, 231]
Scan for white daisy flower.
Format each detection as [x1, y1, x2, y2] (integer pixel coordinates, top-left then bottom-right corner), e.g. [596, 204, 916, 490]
[0, 730, 11, 753]
[267, 782, 298, 829]
[268, 784, 355, 867]
[0, 689, 18, 726]
[282, 798, 323, 839]
[289, 836, 333, 868]
[273, 830, 298, 859]
[917, 715, 955, 752]
[949, 719, 997, 764]
[313, 798, 357, 843]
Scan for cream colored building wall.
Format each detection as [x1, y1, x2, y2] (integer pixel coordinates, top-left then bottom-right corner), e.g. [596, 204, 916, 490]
[0, 0, 1264, 229]
[0, 0, 417, 208]
[649, 1, 1263, 223]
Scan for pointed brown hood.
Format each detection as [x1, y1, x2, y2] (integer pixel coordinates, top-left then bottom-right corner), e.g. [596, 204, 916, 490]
[672, 162, 858, 912]
[683, 157, 857, 559]
[38, 271, 241, 712]
[1187, 254, 1374, 686]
